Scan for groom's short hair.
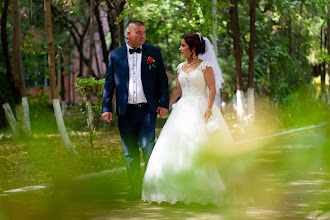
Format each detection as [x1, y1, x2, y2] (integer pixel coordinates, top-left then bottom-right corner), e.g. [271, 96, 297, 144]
[127, 20, 145, 32]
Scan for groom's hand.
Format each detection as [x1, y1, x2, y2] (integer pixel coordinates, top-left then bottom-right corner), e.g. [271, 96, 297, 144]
[101, 112, 112, 123]
[157, 107, 168, 118]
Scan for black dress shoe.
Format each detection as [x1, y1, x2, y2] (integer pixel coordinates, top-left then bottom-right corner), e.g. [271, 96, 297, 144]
[126, 191, 141, 201]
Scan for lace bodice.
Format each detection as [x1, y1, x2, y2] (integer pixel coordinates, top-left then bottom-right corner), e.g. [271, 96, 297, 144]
[177, 60, 211, 97]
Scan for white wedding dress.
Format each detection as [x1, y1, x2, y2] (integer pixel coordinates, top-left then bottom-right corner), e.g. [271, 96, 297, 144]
[142, 60, 234, 206]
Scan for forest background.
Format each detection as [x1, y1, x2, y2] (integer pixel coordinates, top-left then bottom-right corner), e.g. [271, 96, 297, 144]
[0, 1, 329, 219]
[0, 0, 329, 132]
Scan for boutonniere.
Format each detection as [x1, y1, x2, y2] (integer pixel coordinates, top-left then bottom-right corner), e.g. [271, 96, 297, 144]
[146, 56, 156, 69]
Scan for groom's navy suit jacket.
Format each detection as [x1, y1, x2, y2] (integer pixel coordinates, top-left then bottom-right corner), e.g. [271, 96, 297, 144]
[102, 44, 169, 116]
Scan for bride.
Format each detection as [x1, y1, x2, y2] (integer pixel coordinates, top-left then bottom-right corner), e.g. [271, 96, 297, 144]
[142, 34, 234, 206]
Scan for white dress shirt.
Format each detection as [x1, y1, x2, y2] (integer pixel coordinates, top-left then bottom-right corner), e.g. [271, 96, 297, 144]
[126, 44, 147, 104]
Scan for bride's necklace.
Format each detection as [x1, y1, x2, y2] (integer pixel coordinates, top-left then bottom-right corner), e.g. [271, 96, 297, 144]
[186, 59, 199, 67]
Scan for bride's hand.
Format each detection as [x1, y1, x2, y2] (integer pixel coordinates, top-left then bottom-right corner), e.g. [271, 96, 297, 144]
[204, 109, 212, 122]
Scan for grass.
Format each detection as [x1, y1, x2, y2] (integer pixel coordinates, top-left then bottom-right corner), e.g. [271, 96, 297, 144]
[0, 121, 329, 219]
[0, 91, 328, 192]
[0, 94, 329, 219]
[0, 103, 173, 192]
[0, 129, 125, 192]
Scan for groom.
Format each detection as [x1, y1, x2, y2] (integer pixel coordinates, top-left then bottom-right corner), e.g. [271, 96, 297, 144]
[101, 20, 169, 201]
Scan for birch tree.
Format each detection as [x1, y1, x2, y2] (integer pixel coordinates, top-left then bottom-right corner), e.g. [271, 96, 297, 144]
[44, 0, 77, 154]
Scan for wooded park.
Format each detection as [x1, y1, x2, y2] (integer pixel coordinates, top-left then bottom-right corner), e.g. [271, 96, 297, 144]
[0, 0, 329, 219]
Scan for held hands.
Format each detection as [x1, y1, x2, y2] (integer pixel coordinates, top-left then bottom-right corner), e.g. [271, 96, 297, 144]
[204, 109, 212, 122]
[102, 107, 168, 122]
[101, 112, 112, 123]
[157, 107, 168, 118]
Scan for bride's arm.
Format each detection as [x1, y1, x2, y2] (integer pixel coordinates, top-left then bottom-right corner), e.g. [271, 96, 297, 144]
[169, 74, 182, 105]
[204, 67, 216, 121]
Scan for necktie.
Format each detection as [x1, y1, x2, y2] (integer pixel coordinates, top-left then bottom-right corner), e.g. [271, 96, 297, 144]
[129, 47, 142, 54]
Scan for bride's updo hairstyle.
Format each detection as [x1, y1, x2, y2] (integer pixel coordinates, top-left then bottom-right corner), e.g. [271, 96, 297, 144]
[182, 34, 206, 60]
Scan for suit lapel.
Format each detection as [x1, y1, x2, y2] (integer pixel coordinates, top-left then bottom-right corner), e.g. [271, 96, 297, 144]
[119, 45, 129, 89]
[141, 44, 148, 75]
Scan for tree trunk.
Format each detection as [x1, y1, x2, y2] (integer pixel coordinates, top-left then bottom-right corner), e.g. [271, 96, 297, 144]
[288, 19, 292, 56]
[12, 0, 26, 97]
[57, 54, 66, 114]
[212, 0, 221, 110]
[119, 19, 125, 46]
[108, 11, 120, 50]
[1, 0, 20, 106]
[106, 0, 126, 50]
[236, 90, 245, 119]
[12, 0, 31, 134]
[321, 28, 326, 101]
[327, 7, 330, 105]
[94, 43, 102, 76]
[87, 103, 94, 148]
[58, 54, 62, 99]
[95, 4, 110, 65]
[44, 0, 77, 154]
[297, 0, 304, 60]
[0, 92, 18, 133]
[115, 0, 127, 48]
[247, 0, 256, 117]
[212, 0, 218, 57]
[88, 0, 95, 77]
[229, 0, 245, 119]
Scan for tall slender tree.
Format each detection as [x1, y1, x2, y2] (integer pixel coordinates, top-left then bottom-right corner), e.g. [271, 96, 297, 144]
[1, 0, 19, 133]
[212, 0, 222, 109]
[327, 7, 330, 104]
[229, 0, 245, 119]
[320, 27, 326, 99]
[94, 2, 110, 65]
[297, 0, 304, 61]
[11, 0, 31, 134]
[247, 0, 257, 117]
[1, 0, 20, 105]
[44, 0, 77, 154]
[88, 0, 95, 77]
[106, 0, 126, 50]
[87, 0, 95, 135]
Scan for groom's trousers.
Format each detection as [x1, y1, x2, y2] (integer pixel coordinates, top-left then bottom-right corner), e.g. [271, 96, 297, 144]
[117, 103, 157, 194]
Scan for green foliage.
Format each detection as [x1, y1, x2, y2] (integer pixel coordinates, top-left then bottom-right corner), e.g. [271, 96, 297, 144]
[0, 0, 329, 111]
[75, 78, 105, 118]
[277, 84, 328, 128]
[123, 0, 227, 75]
[241, 0, 316, 104]
[123, 0, 325, 105]
[75, 77, 105, 147]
